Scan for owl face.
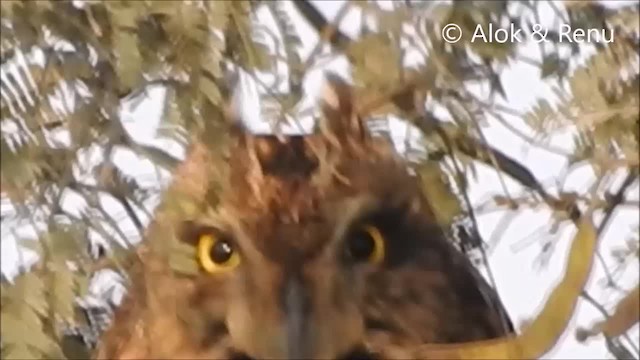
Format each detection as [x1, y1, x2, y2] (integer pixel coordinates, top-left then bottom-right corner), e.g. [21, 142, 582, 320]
[95, 74, 512, 360]
[165, 76, 510, 359]
[180, 156, 436, 359]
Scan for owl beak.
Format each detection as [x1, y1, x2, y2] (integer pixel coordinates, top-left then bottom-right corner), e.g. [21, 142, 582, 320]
[283, 277, 312, 359]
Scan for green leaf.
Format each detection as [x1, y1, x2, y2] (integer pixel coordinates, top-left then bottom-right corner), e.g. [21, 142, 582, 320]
[204, 0, 230, 31]
[75, 275, 90, 299]
[49, 262, 76, 323]
[348, 34, 401, 89]
[2, 344, 40, 360]
[45, 226, 86, 261]
[200, 75, 222, 107]
[0, 1, 20, 18]
[110, 5, 143, 92]
[250, 41, 273, 71]
[0, 311, 57, 357]
[416, 162, 462, 227]
[376, 6, 410, 34]
[201, 49, 224, 80]
[148, 0, 181, 16]
[11, 272, 48, 318]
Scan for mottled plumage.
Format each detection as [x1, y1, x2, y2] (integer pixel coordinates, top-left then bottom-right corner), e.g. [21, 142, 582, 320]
[95, 74, 513, 360]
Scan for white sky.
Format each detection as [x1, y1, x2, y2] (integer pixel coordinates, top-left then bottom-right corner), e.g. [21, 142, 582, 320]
[1, 0, 638, 359]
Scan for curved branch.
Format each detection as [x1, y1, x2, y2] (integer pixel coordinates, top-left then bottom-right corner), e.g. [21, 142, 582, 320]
[580, 285, 640, 342]
[368, 214, 599, 359]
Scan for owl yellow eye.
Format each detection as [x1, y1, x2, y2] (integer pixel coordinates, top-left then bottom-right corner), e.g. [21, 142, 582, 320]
[346, 225, 385, 264]
[197, 234, 240, 273]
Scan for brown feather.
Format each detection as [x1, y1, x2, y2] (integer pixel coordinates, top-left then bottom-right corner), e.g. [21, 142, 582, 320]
[94, 73, 513, 360]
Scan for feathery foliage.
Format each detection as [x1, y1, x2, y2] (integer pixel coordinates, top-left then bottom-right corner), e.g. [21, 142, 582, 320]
[1, 1, 638, 359]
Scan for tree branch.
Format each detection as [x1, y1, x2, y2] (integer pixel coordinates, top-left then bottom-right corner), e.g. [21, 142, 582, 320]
[579, 286, 640, 356]
[290, 0, 352, 49]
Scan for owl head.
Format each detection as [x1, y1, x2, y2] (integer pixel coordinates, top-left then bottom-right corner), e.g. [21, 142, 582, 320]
[163, 74, 511, 359]
[96, 74, 512, 360]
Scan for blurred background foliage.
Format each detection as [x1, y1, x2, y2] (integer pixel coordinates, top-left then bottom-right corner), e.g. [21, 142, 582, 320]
[0, 0, 638, 359]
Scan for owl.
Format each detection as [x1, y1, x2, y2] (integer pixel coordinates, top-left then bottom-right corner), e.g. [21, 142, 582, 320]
[94, 74, 514, 360]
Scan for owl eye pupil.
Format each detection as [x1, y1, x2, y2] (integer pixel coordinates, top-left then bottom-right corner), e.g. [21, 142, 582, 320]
[345, 225, 385, 264]
[211, 240, 234, 263]
[348, 232, 375, 261]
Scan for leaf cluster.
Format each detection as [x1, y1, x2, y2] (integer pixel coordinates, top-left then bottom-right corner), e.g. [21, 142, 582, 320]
[1, 1, 638, 359]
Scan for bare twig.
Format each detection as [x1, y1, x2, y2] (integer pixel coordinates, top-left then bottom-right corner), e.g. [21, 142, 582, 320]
[292, 0, 352, 51]
[581, 289, 640, 357]
[593, 170, 640, 289]
[293, 0, 353, 70]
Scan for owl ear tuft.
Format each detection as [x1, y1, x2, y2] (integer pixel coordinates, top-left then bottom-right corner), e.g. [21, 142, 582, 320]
[319, 73, 365, 142]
